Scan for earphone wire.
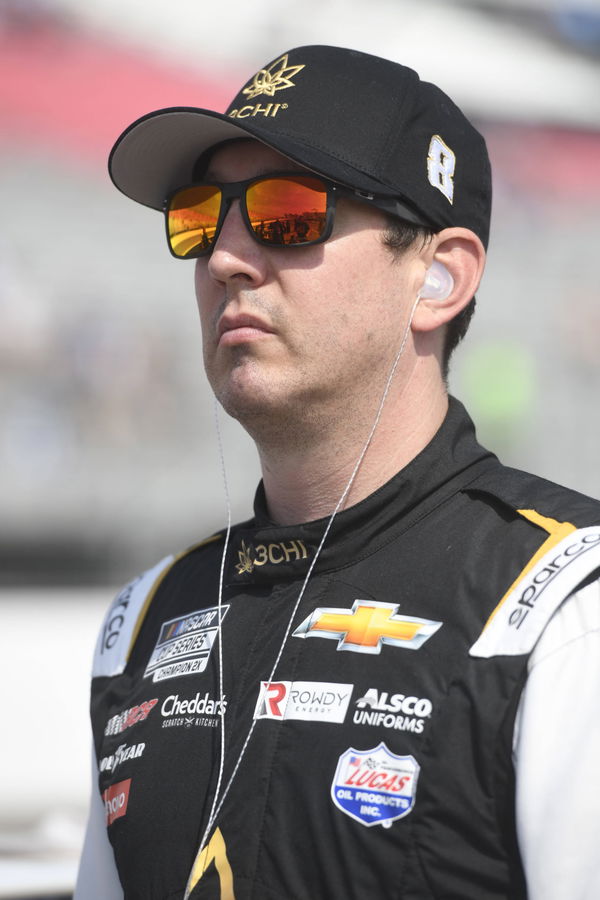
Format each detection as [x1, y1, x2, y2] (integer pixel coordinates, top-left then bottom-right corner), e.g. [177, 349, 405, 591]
[196, 398, 232, 869]
[188, 293, 421, 887]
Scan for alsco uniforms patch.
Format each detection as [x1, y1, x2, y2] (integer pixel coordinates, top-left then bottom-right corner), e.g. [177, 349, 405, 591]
[331, 743, 420, 828]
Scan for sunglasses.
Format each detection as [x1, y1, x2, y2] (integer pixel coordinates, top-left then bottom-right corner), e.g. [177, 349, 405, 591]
[164, 172, 426, 259]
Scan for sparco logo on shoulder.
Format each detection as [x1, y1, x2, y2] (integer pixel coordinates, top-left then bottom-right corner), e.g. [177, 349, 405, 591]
[508, 529, 600, 630]
[101, 576, 141, 653]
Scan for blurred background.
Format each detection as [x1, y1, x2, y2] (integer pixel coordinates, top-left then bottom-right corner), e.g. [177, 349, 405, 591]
[1, 0, 599, 896]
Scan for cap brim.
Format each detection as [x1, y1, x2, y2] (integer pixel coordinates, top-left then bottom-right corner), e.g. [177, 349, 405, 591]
[109, 107, 406, 211]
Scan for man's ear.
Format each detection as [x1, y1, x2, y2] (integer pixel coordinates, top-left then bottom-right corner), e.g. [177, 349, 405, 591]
[411, 228, 486, 333]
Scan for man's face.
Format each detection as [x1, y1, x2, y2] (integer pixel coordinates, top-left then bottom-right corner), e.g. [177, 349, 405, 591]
[194, 141, 421, 441]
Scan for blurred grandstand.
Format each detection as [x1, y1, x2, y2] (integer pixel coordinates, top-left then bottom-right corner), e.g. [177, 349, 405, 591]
[0, 0, 598, 896]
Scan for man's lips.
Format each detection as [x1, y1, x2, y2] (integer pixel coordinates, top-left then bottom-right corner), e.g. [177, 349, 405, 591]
[217, 313, 275, 346]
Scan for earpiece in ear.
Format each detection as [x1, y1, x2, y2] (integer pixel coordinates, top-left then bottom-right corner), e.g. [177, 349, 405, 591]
[418, 260, 454, 301]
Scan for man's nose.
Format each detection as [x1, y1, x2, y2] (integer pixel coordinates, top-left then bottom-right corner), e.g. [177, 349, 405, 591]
[207, 200, 268, 285]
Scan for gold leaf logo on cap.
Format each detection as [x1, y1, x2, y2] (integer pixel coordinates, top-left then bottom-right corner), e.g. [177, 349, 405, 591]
[242, 54, 305, 100]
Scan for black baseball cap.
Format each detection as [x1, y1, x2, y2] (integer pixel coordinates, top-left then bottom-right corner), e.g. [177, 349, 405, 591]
[109, 45, 492, 247]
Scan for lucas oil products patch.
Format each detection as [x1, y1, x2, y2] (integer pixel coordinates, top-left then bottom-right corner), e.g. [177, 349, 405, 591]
[331, 743, 420, 828]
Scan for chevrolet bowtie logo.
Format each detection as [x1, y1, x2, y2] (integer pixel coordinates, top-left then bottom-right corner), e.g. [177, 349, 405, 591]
[293, 600, 442, 654]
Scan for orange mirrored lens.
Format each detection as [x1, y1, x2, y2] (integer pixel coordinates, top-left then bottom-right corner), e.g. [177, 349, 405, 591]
[168, 186, 221, 258]
[246, 176, 328, 245]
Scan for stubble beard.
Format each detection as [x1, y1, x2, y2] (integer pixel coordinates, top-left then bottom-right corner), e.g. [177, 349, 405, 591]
[210, 356, 324, 452]
[210, 349, 384, 462]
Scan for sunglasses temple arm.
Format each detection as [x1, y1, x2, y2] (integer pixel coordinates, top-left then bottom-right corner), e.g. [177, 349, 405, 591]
[347, 188, 428, 228]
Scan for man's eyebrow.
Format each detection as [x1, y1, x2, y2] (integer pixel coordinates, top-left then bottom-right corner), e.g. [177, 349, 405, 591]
[202, 165, 307, 183]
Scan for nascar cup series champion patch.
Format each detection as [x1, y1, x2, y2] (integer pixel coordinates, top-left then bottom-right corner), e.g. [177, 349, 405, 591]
[331, 743, 420, 828]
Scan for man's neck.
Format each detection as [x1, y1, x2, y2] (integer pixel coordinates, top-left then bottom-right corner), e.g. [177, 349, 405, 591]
[256, 383, 449, 526]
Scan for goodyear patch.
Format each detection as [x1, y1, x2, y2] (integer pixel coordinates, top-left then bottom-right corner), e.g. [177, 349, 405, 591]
[330, 742, 419, 828]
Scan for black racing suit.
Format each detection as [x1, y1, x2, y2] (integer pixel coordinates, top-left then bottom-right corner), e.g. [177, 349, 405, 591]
[90, 399, 600, 899]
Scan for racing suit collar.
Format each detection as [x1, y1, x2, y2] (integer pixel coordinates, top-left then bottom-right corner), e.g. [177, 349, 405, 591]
[226, 397, 496, 585]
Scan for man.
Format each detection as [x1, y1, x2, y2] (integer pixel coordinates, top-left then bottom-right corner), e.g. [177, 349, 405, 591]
[76, 46, 600, 899]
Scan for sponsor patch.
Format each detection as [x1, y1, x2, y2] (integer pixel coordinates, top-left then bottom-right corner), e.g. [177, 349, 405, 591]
[353, 688, 432, 734]
[143, 605, 229, 682]
[293, 600, 442, 654]
[160, 691, 226, 729]
[104, 699, 158, 737]
[471, 526, 600, 657]
[331, 743, 419, 828]
[254, 681, 352, 723]
[103, 778, 132, 826]
[235, 538, 309, 575]
[100, 742, 145, 774]
[93, 555, 175, 678]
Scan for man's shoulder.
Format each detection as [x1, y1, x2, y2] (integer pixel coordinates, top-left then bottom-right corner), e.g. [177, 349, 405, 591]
[464, 462, 600, 528]
[90, 526, 235, 679]
[467, 463, 600, 659]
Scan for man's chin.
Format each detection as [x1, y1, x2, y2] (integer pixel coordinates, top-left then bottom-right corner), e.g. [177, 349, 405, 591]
[215, 383, 308, 445]
[218, 390, 284, 425]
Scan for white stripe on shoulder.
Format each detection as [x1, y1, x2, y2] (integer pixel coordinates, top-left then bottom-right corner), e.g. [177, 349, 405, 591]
[92, 554, 175, 678]
[470, 527, 600, 658]
[527, 575, 600, 670]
